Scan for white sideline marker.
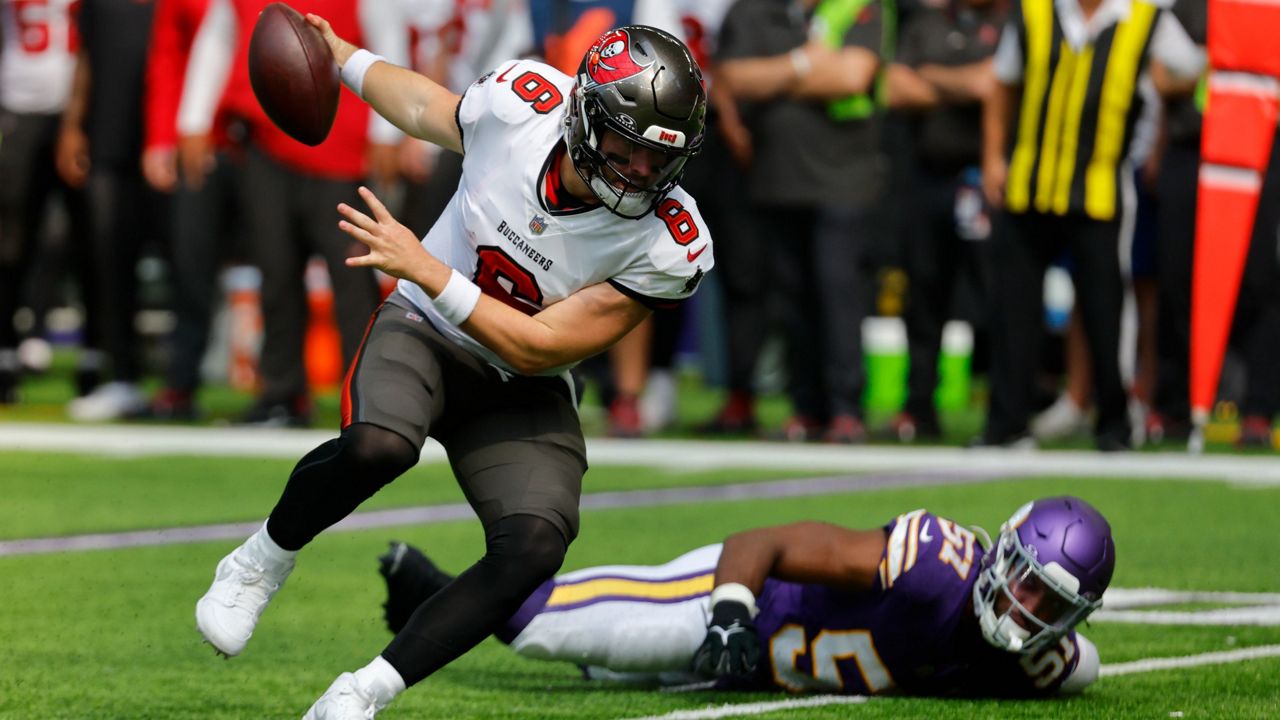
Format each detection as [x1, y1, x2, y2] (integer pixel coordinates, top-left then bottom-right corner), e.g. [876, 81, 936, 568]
[620, 645, 1280, 720]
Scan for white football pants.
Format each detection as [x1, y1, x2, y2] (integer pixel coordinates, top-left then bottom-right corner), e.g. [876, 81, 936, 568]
[509, 543, 722, 681]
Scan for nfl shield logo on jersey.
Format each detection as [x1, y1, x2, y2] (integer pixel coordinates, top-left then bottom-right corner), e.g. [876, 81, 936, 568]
[528, 214, 548, 235]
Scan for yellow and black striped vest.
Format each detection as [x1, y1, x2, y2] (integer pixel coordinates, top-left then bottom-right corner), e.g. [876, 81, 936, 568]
[1005, 0, 1159, 221]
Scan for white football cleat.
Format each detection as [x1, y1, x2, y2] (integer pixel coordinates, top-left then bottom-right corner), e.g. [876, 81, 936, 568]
[1030, 393, 1090, 441]
[302, 673, 386, 719]
[67, 381, 147, 421]
[195, 527, 295, 657]
[639, 369, 678, 432]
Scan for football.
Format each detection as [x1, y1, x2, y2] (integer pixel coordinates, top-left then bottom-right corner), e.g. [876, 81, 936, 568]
[248, 2, 339, 146]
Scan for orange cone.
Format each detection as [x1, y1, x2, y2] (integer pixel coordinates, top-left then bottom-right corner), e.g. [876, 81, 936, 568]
[305, 259, 343, 391]
[225, 265, 263, 392]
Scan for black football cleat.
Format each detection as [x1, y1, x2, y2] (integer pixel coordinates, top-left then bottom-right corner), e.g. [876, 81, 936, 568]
[378, 541, 454, 634]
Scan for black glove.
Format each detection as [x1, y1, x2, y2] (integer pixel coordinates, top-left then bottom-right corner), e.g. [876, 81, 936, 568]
[692, 599, 760, 678]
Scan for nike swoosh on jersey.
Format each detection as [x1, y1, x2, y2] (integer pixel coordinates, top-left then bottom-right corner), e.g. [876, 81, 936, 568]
[920, 519, 934, 543]
[495, 63, 518, 83]
[687, 244, 707, 262]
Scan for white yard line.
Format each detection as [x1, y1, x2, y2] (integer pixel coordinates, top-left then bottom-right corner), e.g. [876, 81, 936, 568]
[3, 422, 1280, 485]
[1095, 587, 1280, 626]
[620, 695, 868, 720]
[618, 645, 1280, 720]
[1095, 607, 1280, 625]
[1103, 588, 1280, 607]
[1100, 644, 1280, 677]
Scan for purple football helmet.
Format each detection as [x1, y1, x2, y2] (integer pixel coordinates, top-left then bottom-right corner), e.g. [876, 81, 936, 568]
[973, 496, 1115, 654]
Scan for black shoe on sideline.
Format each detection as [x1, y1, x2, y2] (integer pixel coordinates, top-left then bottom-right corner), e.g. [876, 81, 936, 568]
[881, 412, 943, 443]
[236, 396, 312, 428]
[137, 387, 198, 421]
[1095, 435, 1132, 452]
[0, 368, 17, 405]
[968, 431, 1037, 450]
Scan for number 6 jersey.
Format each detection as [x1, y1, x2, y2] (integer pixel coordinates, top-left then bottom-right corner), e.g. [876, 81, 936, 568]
[396, 58, 714, 377]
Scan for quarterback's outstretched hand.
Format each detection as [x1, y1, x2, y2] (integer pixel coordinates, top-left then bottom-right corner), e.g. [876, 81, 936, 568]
[692, 599, 760, 678]
[339, 186, 443, 285]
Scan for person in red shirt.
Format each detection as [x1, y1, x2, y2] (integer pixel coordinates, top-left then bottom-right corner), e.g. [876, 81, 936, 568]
[181, 0, 402, 425]
[138, 0, 247, 419]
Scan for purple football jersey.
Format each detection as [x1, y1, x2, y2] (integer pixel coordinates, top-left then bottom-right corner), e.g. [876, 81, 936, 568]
[751, 511, 1082, 697]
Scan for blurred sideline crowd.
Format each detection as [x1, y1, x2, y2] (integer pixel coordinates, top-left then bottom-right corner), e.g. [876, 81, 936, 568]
[1, 0, 1277, 450]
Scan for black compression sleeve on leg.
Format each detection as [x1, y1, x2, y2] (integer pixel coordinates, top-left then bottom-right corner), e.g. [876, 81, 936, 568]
[381, 514, 568, 687]
[265, 423, 418, 551]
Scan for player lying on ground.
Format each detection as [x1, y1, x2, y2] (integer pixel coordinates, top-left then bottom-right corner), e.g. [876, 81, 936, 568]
[379, 496, 1115, 696]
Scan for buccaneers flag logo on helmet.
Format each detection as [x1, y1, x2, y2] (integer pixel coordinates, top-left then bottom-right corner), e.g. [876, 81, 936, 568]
[584, 29, 653, 87]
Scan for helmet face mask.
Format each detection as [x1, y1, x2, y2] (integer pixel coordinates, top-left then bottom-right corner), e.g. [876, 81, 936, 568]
[972, 498, 1116, 654]
[565, 26, 707, 219]
[583, 123, 688, 217]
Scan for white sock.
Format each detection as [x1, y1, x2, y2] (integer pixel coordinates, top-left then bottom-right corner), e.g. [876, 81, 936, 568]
[354, 655, 406, 707]
[251, 522, 297, 567]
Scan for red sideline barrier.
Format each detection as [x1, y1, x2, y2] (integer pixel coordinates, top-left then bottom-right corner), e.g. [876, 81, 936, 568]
[1209, 0, 1280, 76]
[1200, 84, 1278, 170]
[1190, 0, 1279, 426]
[1190, 172, 1262, 418]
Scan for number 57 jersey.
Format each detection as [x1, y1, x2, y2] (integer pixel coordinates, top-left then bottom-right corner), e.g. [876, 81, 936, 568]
[396, 59, 714, 377]
[752, 511, 1087, 697]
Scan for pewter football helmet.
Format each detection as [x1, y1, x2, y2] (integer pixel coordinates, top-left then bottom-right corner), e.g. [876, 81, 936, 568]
[565, 25, 707, 218]
[973, 496, 1116, 654]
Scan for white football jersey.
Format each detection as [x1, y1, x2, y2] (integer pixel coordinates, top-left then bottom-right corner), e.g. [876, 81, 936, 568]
[0, 0, 78, 113]
[397, 59, 713, 377]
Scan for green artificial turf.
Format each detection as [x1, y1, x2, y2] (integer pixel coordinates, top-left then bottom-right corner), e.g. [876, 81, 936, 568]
[1, 467, 1278, 719]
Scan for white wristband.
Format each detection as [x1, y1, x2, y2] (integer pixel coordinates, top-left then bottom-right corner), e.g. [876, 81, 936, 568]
[789, 47, 811, 78]
[340, 48, 387, 99]
[432, 269, 482, 325]
[710, 582, 759, 619]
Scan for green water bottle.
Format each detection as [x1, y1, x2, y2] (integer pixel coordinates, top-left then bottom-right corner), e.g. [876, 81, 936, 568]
[935, 321, 973, 412]
[862, 316, 908, 413]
